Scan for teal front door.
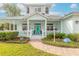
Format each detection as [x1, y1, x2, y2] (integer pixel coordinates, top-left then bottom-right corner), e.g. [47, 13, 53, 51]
[34, 23, 41, 35]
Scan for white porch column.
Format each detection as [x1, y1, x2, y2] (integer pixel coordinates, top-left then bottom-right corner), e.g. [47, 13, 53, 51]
[27, 20, 29, 37]
[45, 19, 47, 37]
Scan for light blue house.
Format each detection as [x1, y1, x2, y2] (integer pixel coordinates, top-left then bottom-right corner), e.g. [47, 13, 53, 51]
[0, 4, 79, 39]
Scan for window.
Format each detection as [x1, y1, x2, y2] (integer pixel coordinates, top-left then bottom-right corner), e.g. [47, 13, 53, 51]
[3, 23, 9, 30]
[11, 24, 13, 30]
[10, 24, 17, 30]
[35, 8, 37, 12]
[27, 7, 29, 13]
[35, 7, 41, 12]
[0, 23, 17, 30]
[45, 7, 49, 14]
[75, 21, 79, 24]
[15, 24, 17, 30]
[22, 23, 27, 30]
[0, 24, 4, 30]
[47, 24, 53, 31]
[38, 8, 41, 12]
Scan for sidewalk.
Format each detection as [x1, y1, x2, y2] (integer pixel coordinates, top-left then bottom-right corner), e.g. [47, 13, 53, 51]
[29, 40, 79, 56]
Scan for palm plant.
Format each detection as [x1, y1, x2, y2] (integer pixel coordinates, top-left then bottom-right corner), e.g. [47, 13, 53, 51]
[3, 3, 21, 16]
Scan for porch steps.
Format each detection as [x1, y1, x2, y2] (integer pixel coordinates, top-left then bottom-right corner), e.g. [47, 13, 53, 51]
[30, 35, 42, 40]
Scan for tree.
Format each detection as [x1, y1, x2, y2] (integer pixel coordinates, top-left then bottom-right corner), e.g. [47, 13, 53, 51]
[3, 3, 21, 16]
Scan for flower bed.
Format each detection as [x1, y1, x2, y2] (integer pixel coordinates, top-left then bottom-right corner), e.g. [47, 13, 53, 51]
[42, 33, 79, 48]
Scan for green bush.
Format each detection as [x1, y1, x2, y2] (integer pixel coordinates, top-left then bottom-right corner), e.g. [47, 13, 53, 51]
[0, 32, 6, 41]
[67, 33, 79, 42]
[0, 32, 18, 41]
[75, 33, 79, 41]
[46, 33, 54, 40]
[55, 33, 67, 39]
[67, 34, 76, 41]
[44, 33, 66, 40]
[43, 33, 79, 42]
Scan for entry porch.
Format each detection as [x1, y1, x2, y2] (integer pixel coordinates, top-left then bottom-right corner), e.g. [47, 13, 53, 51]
[19, 20, 61, 39]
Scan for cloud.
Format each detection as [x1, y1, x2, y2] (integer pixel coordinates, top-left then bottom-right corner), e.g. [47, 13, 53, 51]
[0, 9, 6, 13]
[70, 4, 77, 9]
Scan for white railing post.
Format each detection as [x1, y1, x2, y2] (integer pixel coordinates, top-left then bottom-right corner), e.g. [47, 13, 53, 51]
[45, 19, 47, 37]
[30, 29, 32, 38]
[27, 20, 29, 37]
[42, 29, 43, 37]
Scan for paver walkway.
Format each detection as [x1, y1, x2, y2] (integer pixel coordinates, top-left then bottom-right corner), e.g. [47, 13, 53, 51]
[29, 39, 79, 56]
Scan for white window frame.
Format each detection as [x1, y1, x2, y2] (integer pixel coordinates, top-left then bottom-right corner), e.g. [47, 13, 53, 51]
[22, 23, 27, 31]
[35, 7, 41, 12]
[47, 24, 53, 31]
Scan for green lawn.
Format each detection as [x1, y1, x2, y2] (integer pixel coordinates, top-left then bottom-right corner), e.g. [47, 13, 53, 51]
[42, 39, 79, 48]
[0, 42, 56, 56]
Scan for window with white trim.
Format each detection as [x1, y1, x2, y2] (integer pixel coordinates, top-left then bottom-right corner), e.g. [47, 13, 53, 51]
[35, 7, 41, 12]
[22, 23, 27, 30]
[75, 21, 79, 24]
[27, 7, 29, 13]
[47, 24, 53, 31]
[45, 7, 49, 14]
[0, 23, 17, 30]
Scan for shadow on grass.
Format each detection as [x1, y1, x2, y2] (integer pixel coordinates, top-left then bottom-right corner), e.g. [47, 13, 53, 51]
[0, 40, 30, 44]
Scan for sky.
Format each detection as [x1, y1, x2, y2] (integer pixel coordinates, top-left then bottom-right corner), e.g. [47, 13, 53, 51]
[0, 3, 79, 17]
[49, 3, 79, 16]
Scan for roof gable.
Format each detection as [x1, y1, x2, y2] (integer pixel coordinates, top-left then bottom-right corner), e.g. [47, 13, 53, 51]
[26, 13, 48, 20]
[63, 12, 79, 19]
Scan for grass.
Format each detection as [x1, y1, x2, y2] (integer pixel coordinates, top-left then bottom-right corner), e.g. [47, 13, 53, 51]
[0, 42, 56, 56]
[42, 39, 79, 48]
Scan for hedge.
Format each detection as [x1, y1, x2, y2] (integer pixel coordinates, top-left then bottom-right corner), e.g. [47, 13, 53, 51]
[44, 33, 67, 40]
[55, 33, 67, 39]
[43, 33, 79, 42]
[0, 32, 18, 41]
[67, 33, 79, 42]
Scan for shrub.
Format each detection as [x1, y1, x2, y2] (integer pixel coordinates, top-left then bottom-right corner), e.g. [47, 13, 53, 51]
[46, 34, 54, 40]
[67, 34, 76, 41]
[55, 33, 67, 39]
[43, 33, 79, 42]
[0, 32, 6, 41]
[73, 33, 79, 42]
[67, 33, 79, 42]
[43, 33, 66, 40]
[0, 32, 18, 41]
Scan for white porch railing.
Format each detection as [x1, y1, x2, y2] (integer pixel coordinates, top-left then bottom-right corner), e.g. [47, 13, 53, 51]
[29, 30, 32, 38]
[19, 30, 28, 37]
[18, 29, 46, 38]
[0, 30, 46, 38]
[42, 30, 45, 38]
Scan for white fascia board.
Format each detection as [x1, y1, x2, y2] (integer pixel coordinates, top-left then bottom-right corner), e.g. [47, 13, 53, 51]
[0, 16, 25, 20]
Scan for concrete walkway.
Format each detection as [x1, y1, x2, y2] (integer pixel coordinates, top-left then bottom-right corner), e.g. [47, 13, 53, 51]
[29, 39, 79, 56]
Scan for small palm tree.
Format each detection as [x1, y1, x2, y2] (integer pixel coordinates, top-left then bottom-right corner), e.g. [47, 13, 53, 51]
[3, 3, 21, 16]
